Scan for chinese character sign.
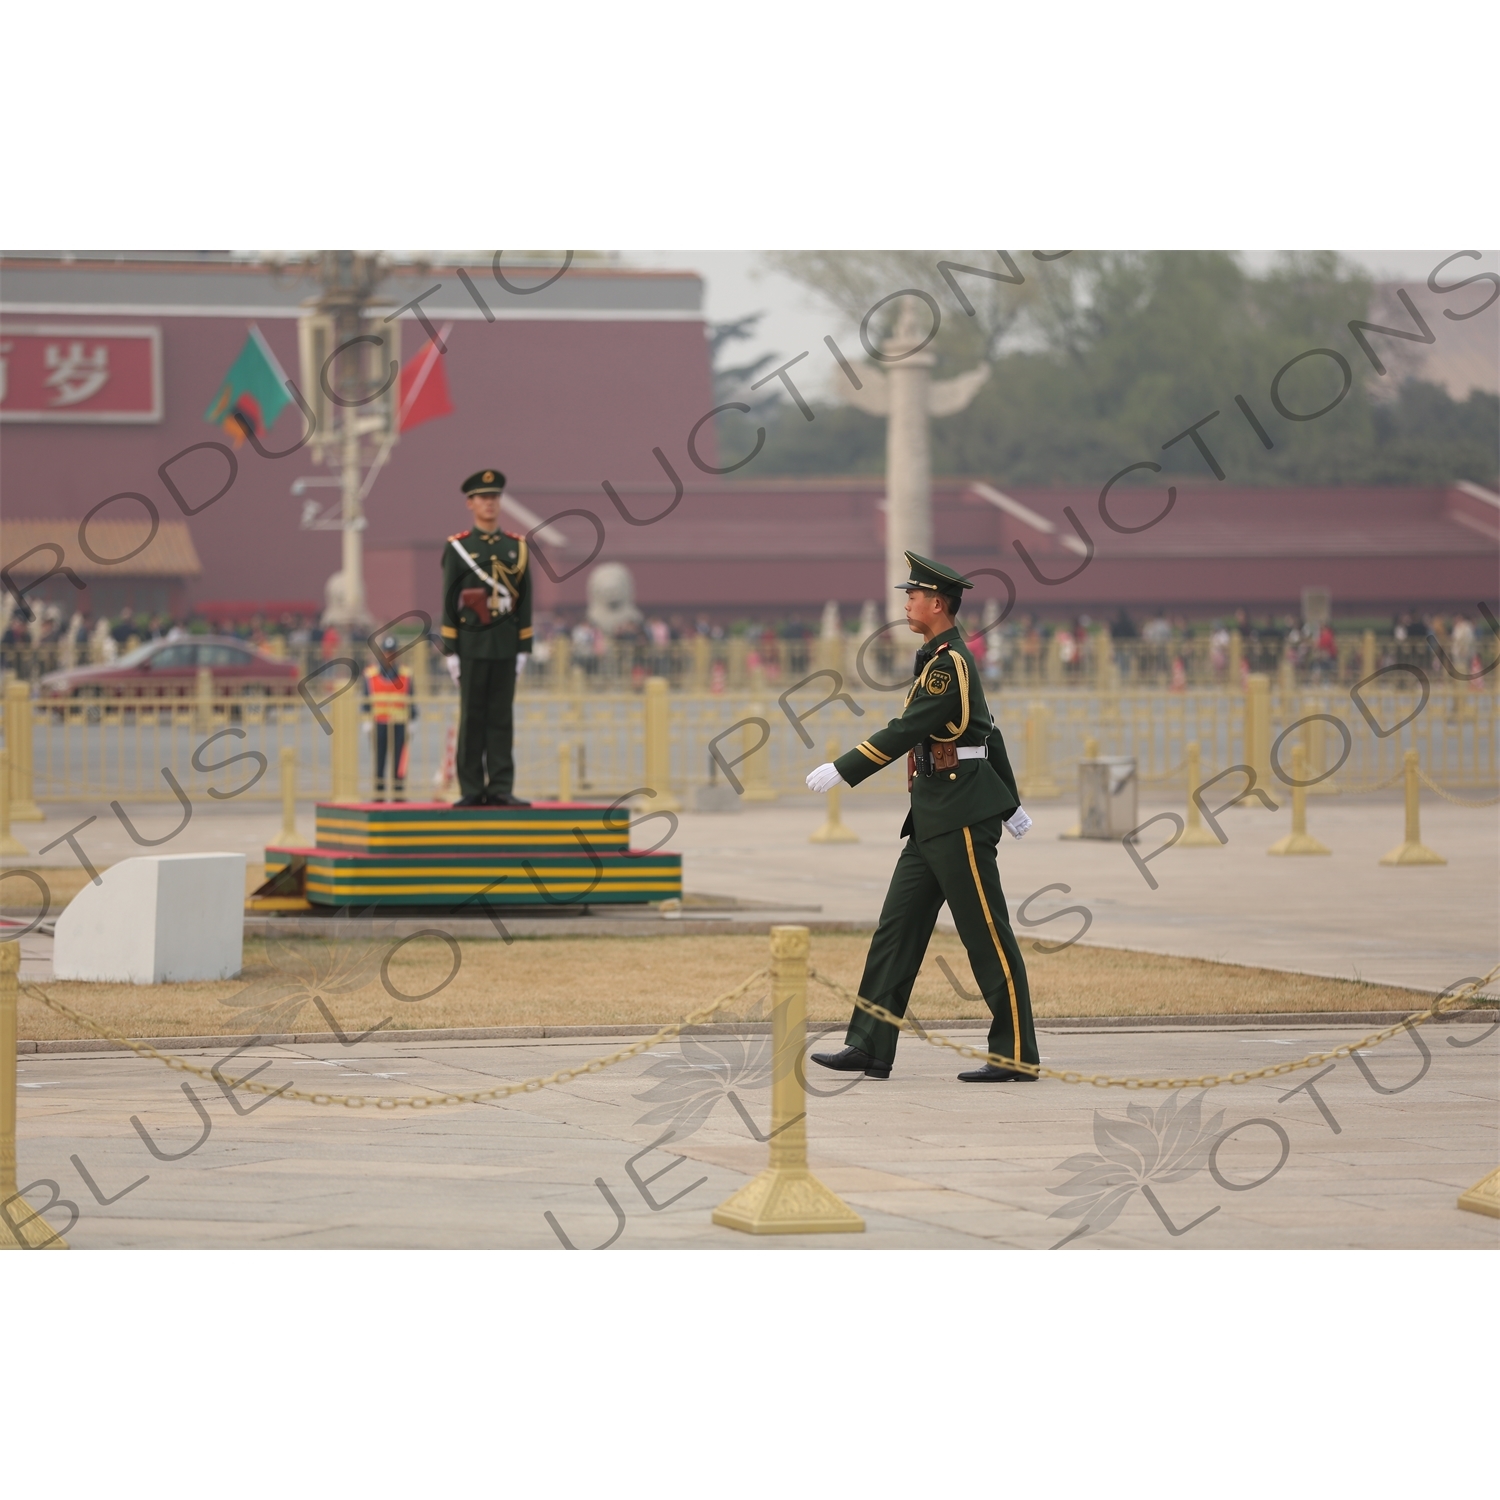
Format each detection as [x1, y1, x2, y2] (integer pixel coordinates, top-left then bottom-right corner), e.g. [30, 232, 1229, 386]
[0, 324, 162, 422]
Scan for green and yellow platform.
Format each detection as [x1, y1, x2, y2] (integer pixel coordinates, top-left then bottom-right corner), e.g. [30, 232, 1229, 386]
[258, 801, 681, 910]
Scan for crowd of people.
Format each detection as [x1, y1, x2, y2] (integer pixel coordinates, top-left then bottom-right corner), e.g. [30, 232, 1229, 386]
[3, 599, 1486, 687]
[0, 603, 325, 670]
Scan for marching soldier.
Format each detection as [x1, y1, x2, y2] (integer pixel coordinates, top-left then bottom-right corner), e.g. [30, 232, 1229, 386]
[441, 469, 533, 807]
[806, 551, 1039, 1082]
[363, 634, 417, 801]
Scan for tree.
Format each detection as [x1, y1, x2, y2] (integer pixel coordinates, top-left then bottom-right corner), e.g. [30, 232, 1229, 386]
[742, 251, 1499, 488]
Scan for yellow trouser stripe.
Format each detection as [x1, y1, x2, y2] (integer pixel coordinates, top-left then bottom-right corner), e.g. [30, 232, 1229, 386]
[962, 825, 1021, 1057]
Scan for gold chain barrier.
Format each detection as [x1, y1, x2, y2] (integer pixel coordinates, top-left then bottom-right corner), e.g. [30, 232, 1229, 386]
[17, 967, 769, 1110]
[1415, 767, 1500, 808]
[807, 961, 1500, 1091]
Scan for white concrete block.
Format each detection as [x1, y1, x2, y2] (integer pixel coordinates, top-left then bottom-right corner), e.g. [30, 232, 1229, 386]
[52, 853, 245, 984]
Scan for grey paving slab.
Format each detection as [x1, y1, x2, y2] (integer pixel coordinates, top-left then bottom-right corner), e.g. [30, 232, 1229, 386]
[9, 1020, 1497, 1251]
[7, 789, 1497, 997]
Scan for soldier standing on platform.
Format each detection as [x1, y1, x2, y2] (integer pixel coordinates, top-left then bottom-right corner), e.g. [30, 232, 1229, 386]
[363, 634, 417, 801]
[441, 469, 533, 807]
[805, 552, 1040, 1082]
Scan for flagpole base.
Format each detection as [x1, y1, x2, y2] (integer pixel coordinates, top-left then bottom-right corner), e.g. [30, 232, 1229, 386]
[712, 1167, 864, 1235]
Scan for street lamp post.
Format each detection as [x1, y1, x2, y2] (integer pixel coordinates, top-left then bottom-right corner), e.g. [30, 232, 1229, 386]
[296, 251, 399, 635]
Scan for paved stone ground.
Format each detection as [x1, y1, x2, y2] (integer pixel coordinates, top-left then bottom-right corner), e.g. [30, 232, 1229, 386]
[5, 789, 1498, 996]
[12, 1019, 1497, 1250]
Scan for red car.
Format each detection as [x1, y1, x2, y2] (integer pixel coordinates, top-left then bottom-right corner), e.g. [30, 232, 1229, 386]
[39, 635, 301, 701]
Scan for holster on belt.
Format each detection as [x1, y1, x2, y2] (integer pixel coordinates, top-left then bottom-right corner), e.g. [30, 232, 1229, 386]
[459, 587, 493, 626]
[908, 740, 958, 789]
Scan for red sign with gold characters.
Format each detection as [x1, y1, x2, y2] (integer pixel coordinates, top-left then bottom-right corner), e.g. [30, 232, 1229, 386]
[0, 323, 163, 423]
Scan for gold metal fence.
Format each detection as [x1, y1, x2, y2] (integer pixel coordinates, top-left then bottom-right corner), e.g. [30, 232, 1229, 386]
[3, 678, 1496, 805]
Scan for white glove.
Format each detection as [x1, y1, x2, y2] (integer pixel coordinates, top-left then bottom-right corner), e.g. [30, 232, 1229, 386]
[1004, 807, 1033, 838]
[515, 653, 528, 677]
[495, 586, 514, 616]
[445, 654, 461, 686]
[806, 762, 845, 793]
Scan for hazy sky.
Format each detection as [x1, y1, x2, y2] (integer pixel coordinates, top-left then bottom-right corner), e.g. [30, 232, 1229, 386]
[624, 250, 1490, 398]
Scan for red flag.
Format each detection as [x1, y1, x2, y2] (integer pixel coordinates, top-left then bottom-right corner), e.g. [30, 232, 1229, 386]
[398, 329, 454, 432]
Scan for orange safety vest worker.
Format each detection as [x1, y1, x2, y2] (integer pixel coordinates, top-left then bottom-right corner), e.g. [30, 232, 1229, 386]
[364, 665, 413, 722]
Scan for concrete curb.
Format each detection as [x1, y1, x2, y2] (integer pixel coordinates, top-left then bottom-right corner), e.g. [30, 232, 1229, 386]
[19, 1008, 1498, 1055]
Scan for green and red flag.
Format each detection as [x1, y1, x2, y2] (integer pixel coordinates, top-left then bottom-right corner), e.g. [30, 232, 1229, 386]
[204, 324, 292, 443]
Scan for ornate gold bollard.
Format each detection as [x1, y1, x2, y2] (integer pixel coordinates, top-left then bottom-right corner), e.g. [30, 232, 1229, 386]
[279, 745, 298, 844]
[1380, 749, 1445, 865]
[0, 748, 27, 857]
[1243, 673, 1272, 798]
[1021, 700, 1061, 798]
[1178, 740, 1220, 847]
[3, 679, 42, 822]
[713, 927, 863, 1235]
[1268, 744, 1330, 855]
[329, 671, 360, 804]
[809, 735, 858, 844]
[1, 940, 68, 1248]
[1458, 1167, 1500, 1218]
[557, 740, 574, 803]
[740, 702, 777, 802]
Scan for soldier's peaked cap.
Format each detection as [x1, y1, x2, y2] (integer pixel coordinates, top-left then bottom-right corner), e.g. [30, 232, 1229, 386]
[896, 551, 972, 594]
[461, 469, 507, 495]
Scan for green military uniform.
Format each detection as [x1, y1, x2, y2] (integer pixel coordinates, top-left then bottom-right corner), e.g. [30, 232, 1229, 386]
[441, 469, 533, 803]
[831, 553, 1039, 1074]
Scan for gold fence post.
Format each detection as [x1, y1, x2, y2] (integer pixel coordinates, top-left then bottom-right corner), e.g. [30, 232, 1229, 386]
[1380, 749, 1445, 865]
[1304, 694, 1340, 796]
[552, 632, 572, 692]
[4, 680, 42, 822]
[741, 702, 777, 802]
[1268, 744, 1330, 855]
[1179, 740, 1220, 847]
[1, 940, 67, 1248]
[0, 748, 26, 857]
[330, 673, 360, 804]
[809, 735, 858, 844]
[1361, 629, 1377, 682]
[1244, 673, 1272, 798]
[713, 927, 864, 1235]
[408, 633, 430, 701]
[1021, 699, 1061, 798]
[557, 740, 574, 803]
[643, 676, 680, 811]
[279, 745, 298, 843]
[193, 665, 215, 734]
[691, 633, 710, 691]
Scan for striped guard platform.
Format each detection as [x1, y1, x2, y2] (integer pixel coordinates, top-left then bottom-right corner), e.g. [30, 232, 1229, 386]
[310, 800, 631, 854]
[264, 800, 680, 908]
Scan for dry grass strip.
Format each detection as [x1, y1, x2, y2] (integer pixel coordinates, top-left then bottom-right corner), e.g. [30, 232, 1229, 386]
[17, 930, 1438, 1043]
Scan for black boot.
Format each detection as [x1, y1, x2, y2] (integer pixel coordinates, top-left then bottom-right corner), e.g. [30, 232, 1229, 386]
[810, 1046, 890, 1080]
[957, 1063, 1037, 1082]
